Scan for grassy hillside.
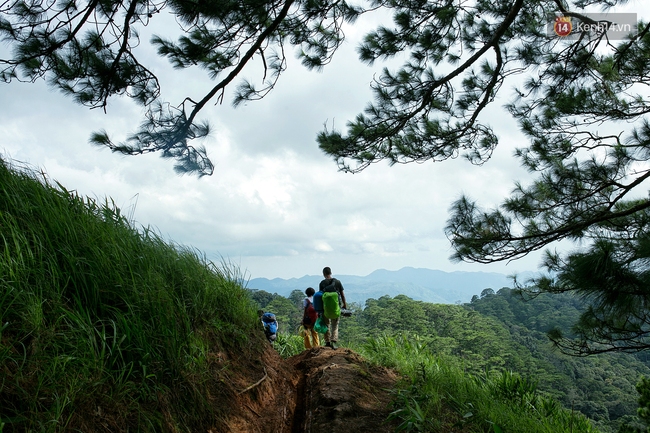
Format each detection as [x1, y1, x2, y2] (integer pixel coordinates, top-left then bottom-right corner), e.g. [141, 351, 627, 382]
[358, 334, 599, 433]
[0, 159, 266, 431]
[347, 295, 649, 433]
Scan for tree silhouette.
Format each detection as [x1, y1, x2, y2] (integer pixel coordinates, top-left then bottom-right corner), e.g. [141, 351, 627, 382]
[1, 0, 360, 175]
[317, 0, 650, 355]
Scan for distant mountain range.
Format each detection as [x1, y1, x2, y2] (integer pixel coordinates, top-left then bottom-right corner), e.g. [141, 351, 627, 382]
[247, 267, 535, 305]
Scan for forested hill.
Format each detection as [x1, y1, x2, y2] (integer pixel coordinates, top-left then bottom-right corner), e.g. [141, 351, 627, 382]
[248, 267, 533, 304]
[466, 289, 650, 431]
[252, 287, 650, 433]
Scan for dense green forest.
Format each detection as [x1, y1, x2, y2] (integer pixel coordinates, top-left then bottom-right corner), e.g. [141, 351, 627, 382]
[251, 287, 650, 433]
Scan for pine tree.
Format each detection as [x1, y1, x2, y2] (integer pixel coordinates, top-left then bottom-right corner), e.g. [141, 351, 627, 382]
[1, 0, 361, 175]
[317, 0, 650, 354]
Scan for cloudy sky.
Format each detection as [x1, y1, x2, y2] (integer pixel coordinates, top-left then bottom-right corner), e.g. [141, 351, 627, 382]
[1, 2, 646, 280]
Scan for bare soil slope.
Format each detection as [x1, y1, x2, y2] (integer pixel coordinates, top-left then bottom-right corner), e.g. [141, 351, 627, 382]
[225, 346, 401, 433]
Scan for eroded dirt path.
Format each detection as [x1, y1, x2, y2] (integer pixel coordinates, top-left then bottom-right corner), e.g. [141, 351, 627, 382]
[224, 346, 401, 433]
[288, 347, 401, 433]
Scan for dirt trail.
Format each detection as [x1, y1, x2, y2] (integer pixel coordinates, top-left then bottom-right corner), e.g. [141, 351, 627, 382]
[289, 347, 401, 432]
[224, 346, 401, 433]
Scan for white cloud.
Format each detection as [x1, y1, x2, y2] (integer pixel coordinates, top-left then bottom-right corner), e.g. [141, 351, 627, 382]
[5, 3, 647, 281]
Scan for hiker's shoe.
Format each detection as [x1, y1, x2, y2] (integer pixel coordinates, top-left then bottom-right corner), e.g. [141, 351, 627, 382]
[325, 342, 332, 348]
[331, 342, 337, 350]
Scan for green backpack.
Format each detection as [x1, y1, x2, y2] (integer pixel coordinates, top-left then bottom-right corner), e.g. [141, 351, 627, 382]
[322, 291, 341, 319]
[314, 316, 328, 333]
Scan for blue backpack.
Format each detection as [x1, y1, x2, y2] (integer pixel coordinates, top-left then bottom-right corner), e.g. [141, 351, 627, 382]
[261, 312, 277, 334]
[313, 291, 324, 314]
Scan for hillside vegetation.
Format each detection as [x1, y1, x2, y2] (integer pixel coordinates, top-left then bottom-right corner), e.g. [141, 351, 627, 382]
[254, 290, 650, 433]
[0, 158, 639, 433]
[0, 160, 278, 431]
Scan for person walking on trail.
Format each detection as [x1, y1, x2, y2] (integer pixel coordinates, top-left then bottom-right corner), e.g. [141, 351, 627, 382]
[318, 267, 347, 350]
[302, 287, 320, 349]
[258, 310, 278, 344]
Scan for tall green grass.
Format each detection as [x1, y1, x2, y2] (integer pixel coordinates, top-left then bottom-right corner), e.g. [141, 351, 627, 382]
[359, 333, 598, 433]
[0, 159, 263, 431]
[273, 333, 305, 358]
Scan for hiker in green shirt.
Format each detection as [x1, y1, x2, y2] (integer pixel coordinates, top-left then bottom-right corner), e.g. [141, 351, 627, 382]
[318, 267, 347, 350]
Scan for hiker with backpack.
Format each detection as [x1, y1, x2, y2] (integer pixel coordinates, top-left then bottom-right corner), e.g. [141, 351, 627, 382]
[258, 309, 278, 344]
[318, 267, 347, 350]
[301, 287, 320, 349]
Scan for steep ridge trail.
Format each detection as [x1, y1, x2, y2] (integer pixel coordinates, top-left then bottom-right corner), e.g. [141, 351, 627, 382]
[224, 345, 401, 433]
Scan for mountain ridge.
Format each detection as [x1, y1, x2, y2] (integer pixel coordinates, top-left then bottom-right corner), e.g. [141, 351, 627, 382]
[247, 266, 534, 305]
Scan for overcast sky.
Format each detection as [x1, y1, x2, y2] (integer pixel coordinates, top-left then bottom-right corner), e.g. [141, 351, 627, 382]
[1, 2, 646, 280]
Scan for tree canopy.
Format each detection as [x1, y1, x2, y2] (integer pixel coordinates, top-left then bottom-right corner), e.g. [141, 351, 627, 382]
[1, 0, 361, 175]
[319, 0, 650, 356]
[3, 0, 650, 354]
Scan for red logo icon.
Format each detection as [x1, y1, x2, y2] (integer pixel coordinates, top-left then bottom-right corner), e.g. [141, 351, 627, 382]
[554, 16, 573, 37]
